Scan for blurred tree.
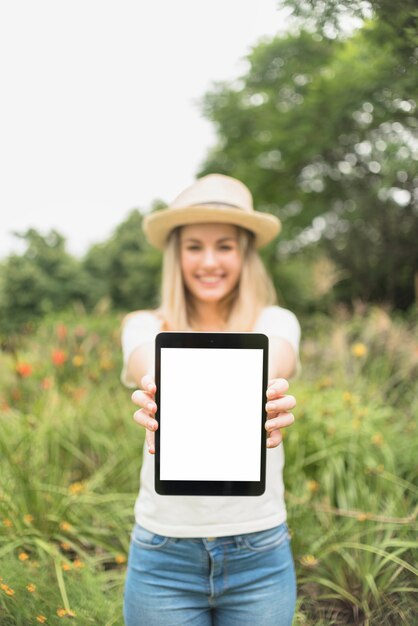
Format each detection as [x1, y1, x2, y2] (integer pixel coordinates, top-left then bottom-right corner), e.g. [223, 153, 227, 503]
[83, 207, 162, 312]
[0, 229, 90, 334]
[198, 1, 418, 309]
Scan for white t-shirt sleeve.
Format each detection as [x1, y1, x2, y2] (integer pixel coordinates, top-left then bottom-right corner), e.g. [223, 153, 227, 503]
[120, 312, 160, 388]
[254, 306, 301, 375]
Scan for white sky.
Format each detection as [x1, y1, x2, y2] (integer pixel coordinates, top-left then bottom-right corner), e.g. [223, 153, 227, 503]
[0, 0, 289, 259]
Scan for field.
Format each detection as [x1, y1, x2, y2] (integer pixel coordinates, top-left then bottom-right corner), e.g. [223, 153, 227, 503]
[0, 306, 417, 625]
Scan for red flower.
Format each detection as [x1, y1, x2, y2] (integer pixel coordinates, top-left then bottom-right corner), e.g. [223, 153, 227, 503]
[16, 362, 33, 377]
[52, 350, 67, 366]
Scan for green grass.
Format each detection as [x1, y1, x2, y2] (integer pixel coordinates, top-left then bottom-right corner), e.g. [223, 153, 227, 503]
[0, 305, 417, 625]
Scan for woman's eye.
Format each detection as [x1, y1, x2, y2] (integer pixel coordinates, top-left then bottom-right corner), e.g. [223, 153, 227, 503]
[219, 245, 233, 251]
[186, 246, 201, 251]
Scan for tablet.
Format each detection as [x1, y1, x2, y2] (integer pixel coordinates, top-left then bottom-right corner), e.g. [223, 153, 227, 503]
[154, 332, 268, 496]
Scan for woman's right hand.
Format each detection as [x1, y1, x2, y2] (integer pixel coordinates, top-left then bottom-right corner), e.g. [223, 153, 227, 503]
[131, 374, 158, 454]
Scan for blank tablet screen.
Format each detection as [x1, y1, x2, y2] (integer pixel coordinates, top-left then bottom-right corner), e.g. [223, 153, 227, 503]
[159, 346, 263, 482]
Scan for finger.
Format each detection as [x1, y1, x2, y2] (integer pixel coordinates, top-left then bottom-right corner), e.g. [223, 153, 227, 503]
[145, 430, 156, 455]
[266, 378, 289, 399]
[131, 390, 157, 413]
[141, 374, 156, 395]
[266, 429, 283, 448]
[133, 408, 158, 432]
[265, 395, 296, 414]
[265, 412, 295, 432]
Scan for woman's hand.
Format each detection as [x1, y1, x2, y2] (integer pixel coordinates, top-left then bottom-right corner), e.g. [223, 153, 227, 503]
[265, 378, 296, 448]
[131, 374, 158, 454]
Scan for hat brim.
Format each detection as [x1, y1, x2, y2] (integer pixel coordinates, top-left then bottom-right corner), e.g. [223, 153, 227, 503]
[142, 204, 281, 250]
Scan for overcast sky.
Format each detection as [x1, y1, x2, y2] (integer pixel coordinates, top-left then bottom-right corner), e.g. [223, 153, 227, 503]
[0, 0, 290, 259]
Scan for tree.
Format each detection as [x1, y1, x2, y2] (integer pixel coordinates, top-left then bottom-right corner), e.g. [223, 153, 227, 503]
[0, 229, 90, 334]
[198, 3, 418, 309]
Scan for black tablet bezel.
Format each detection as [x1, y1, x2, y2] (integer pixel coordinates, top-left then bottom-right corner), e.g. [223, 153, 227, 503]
[154, 332, 268, 496]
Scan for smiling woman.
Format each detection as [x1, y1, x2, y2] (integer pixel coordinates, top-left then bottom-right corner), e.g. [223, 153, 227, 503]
[120, 173, 301, 626]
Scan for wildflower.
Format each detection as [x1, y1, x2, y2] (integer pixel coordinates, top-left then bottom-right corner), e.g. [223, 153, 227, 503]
[57, 608, 67, 617]
[23, 514, 34, 524]
[300, 555, 319, 567]
[372, 433, 384, 447]
[342, 391, 352, 404]
[73, 559, 84, 569]
[307, 480, 319, 493]
[18, 551, 29, 561]
[59, 521, 72, 532]
[72, 355, 84, 367]
[115, 554, 127, 564]
[26, 583, 36, 592]
[52, 350, 67, 366]
[100, 355, 113, 371]
[352, 342, 367, 358]
[16, 362, 33, 377]
[40, 377, 53, 390]
[1, 583, 15, 596]
[62, 563, 71, 571]
[56, 323, 68, 340]
[60, 542, 71, 551]
[37, 617, 47, 624]
[3, 518, 13, 528]
[69, 481, 85, 495]
[357, 512, 371, 522]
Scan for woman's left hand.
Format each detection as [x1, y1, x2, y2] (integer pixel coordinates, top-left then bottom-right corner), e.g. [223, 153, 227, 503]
[265, 378, 296, 448]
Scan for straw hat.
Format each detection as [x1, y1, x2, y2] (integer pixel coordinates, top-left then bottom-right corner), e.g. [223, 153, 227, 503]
[142, 174, 281, 249]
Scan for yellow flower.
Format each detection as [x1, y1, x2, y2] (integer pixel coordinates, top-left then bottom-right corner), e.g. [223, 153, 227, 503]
[372, 433, 384, 447]
[73, 559, 84, 569]
[307, 480, 319, 493]
[59, 521, 72, 532]
[1, 583, 15, 596]
[26, 583, 36, 592]
[72, 355, 84, 367]
[18, 551, 29, 561]
[57, 608, 67, 617]
[300, 554, 319, 567]
[69, 481, 85, 495]
[352, 342, 367, 358]
[357, 512, 370, 522]
[115, 554, 127, 564]
[3, 518, 13, 528]
[342, 391, 352, 404]
[36, 616, 47, 624]
[23, 514, 34, 524]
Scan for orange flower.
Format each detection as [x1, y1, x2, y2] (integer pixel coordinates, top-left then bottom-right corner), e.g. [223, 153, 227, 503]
[18, 551, 29, 561]
[23, 514, 34, 524]
[52, 350, 67, 366]
[26, 583, 36, 592]
[73, 559, 84, 569]
[1, 583, 15, 596]
[60, 542, 71, 551]
[36, 617, 47, 624]
[62, 563, 71, 571]
[59, 521, 72, 532]
[72, 355, 84, 367]
[352, 342, 367, 358]
[41, 377, 53, 390]
[57, 608, 67, 617]
[3, 518, 13, 528]
[307, 480, 319, 493]
[16, 362, 33, 377]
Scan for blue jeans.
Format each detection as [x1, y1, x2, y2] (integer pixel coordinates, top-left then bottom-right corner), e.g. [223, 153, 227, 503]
[124, 522, 296, 626]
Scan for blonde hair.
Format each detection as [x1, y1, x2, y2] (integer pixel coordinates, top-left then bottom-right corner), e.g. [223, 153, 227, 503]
[157, 226, 276, 331]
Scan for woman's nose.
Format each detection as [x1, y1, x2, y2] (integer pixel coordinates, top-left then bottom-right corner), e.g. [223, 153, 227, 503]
[201, 247, 217, 267]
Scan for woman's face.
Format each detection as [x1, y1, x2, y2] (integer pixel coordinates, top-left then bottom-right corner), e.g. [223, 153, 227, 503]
[180, 223, 242, 304]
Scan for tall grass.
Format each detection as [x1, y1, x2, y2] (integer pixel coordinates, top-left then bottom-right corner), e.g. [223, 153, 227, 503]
[0, 305, 417, 625]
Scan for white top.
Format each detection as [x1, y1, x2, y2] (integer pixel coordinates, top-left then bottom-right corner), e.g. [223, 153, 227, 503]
[121, 306, 301, 538]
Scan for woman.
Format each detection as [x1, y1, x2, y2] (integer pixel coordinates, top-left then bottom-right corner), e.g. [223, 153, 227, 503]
[121, 174, 300, 626]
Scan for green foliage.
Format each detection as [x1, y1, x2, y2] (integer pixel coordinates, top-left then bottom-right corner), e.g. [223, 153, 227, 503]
[0, 230, 91, 334]
[83, 208, 162, 312]
[0, 307, 417, 624]
[199, 9, 418, 310]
